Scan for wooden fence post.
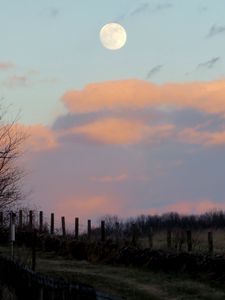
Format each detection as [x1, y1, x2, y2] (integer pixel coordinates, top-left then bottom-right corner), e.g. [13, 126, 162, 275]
[31, 230, 37, 271]
[101, 220, 105, 242]
[148, 227, 153, 249]
[187, 230, 192, 252]
[0, 211, 3, 227]
[61, 216, 66, 237]
[19, 210, 23, 230]
[167, 230, 172, 249]
[75, 217, 79, 239]
[208, 231, 213, 255]
[29, 210, 33, 230]
[50, 213, 54, 235]
[39, 211, 43, 233]
[87, 219, 91, 240]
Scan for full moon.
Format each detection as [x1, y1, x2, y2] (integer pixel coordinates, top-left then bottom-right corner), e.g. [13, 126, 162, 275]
[100, 23, 127, 50]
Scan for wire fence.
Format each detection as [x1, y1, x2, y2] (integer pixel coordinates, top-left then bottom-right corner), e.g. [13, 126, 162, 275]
[0, 254, 122, 300]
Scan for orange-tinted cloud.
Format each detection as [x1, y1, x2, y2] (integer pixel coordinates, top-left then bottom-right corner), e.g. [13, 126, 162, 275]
[0, 62, 14, 70]
[62, 79, 225, 116]
[55, 198, 225, 223]
[91, 173, 128, 183]
[163, 200, 225, 214]
[65, 118, 174, 145]
[55, 195, 122, 221]
[128, 200, 225, 217]
[25, 124, 58, 151]
[178, 127, 225, 146]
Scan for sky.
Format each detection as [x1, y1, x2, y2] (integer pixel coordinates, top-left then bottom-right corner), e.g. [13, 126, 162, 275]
[1, 0, 225, 226]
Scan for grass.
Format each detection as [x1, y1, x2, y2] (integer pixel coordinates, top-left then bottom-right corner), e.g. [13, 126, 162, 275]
[35, 254, 225, 300]
[139, 229, 225, 253]
[1, 237, 225, 300]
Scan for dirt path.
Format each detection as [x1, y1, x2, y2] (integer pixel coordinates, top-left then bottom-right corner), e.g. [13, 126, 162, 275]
[37, 258, 177, 300]
[1, 245, 225, 300]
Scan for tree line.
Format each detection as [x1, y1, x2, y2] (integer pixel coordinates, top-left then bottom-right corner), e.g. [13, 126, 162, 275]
[102, 210, 225, 236]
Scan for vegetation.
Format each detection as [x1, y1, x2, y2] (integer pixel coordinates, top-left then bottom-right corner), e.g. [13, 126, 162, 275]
[102, 210, 225, 236]
[2, 210, 225, 299]
[0, 104, 26, 211]
[1, 244, 225, 300]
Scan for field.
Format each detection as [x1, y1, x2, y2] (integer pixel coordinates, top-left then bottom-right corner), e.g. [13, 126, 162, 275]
[36, 253, 225, 300]
[1, 235, 225, 300]
[138, 229, 225, 253]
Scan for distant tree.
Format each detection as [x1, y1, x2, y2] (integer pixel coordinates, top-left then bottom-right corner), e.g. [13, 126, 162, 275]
[0, 104, 26, 211]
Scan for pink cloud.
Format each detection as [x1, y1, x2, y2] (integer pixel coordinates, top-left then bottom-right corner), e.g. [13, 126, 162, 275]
[62, 79, 225, 116]
[4, 75, 27, 87]
[0, 62, 14, 70]
[55, 195, 123, 222]
[54, 198, 225, 225]
[91, 173, 128, 183]
[163, 200, 225, 214]
[178, 127, 225, 146]
[64, 118, 175, 145]
[127, 200, 225, 217]
[148, 200, 225, 215]
[25, 124, 58, 151]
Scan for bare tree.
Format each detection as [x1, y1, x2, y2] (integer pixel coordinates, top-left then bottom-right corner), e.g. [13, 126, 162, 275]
[0, 106, 26, 210]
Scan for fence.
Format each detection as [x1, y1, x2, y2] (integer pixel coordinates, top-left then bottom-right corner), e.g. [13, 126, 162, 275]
[0, 254, 121, 300]
[0, 210, 219, 254]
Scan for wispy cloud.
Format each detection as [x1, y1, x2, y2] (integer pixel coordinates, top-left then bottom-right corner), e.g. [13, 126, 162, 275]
[197, 57, 220, 69]
[118, 2, 172, 21]
[0, 62, 14, 70]
[130, 3, 150, 16]
[3, 75, 27, 88]
[153, 3, 173, 12]
[50, 8, 60, 18]
[40, 7, 60, 18]
[178, 127, 225, 146]
[206, 24, 225, 38]
[198, 5, 207, 13]
[146, 65, 163, 79]
[91, 174, 128, 183]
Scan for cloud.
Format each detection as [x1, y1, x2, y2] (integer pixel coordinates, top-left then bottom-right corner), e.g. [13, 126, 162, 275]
[55, 195, 122, 221]
[178, 127, 225, 146]
[132, 200, 225, 216]
[161, 200, 225, 215]
[40, 7, 60, 18]
[23, 118, 225, 151]
[0, 62, 14, 70]
[3, 75, 27, 88]
[198, 5, 207, 13]
[91, 173, 128, 183]
[55, 198, 225, 222]
[153, 3, 173, 12]
[25, 124, 58, 151]
[130, 3, 150, 16]
[2, 74, 59, 88]
[206, 24, 225, 38]
[118, 2, 172, 20]
[62, 118, 174, 145]
[146, 65, 163, 79]
[49, 8, 60, 17]
[62, 79, 225, 117]
[197, 57, 220, 69]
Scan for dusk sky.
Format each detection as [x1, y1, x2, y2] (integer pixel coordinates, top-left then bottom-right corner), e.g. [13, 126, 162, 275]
[1, 1, 225, 226]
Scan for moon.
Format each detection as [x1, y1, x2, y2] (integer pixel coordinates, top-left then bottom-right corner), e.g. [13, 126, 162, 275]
[100, 23, 127, 50]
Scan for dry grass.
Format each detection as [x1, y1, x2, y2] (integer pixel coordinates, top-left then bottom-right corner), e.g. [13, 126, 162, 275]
[1, 231, 225, 300]
[36, 253, 225, 300]
[139, 229, 225, 253]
